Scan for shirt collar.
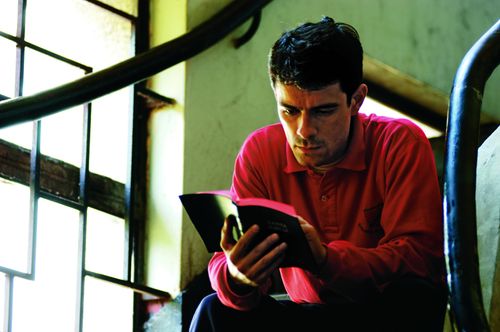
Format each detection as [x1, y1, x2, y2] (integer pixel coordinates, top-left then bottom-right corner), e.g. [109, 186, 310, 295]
[284, 114, 366, 174]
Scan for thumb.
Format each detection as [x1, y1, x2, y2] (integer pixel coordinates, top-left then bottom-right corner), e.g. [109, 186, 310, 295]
[220, 215, 239, 250]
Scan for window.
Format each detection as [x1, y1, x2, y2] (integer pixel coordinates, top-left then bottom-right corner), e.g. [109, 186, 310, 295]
[0, 1, 168, 331]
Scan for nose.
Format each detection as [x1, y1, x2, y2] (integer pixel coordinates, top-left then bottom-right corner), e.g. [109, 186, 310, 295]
[297, 112, 317, 139]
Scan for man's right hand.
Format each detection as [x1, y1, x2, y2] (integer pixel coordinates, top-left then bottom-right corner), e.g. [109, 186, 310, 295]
[220, 215, 287, 292]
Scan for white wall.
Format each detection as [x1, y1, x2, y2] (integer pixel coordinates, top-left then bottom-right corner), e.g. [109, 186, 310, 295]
[146, 0, 187, 295]
[477, 126, 500, 330]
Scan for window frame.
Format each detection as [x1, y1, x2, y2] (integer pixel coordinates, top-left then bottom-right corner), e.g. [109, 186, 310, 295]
[0, 1, 171, 331]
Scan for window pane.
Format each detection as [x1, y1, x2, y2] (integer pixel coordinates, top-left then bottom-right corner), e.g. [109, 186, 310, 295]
[0, 122, 32, 151]
[0, 41, 32, 147]
[90, 87, 131, 183]
[86, 208, 126, 279]
[0, 0, 18, 35]
[11, 199, 80, 332]
[83, 276, 133, 332]
[0, 180, 31, 273]
[40, 107, 85, 168]
[23, 47, 85, 95]
[26, 0, 133, 71]
[23, 48, 87, 167]
[0, 37, 16, 98]
[98, 0, 138, 17]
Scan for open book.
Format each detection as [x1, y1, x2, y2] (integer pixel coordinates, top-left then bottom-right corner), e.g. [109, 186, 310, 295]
[179, 190, 315, 270]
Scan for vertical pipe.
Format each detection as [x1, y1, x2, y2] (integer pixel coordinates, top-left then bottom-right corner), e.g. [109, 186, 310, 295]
[130, 1, 151, 330]
[27, 121, 40, 278]
[14, 0, 27, 98]
[4, 274, 13, 332]
[443, 20, 500, 332]
[76, 101, 92, 332]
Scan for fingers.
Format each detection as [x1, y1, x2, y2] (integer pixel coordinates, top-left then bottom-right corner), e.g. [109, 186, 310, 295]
[221, 216, 290, 288]
[235, 233, 286, 281]
[298, 215, 307, 224]
[227, 258, 259, 287]
[240, 232, 280, 266]
[230, 224, 261, 262]
[225, 224, 288, 287]
[297, 215, 326, 271]
[228, 241, 287, 287]
[248, 242, 287, 285]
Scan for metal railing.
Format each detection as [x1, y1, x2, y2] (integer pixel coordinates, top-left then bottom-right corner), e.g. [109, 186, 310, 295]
[444, 19, 500, 332]
[0, 0, 272, 128]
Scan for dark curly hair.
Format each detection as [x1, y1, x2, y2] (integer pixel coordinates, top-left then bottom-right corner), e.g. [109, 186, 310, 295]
[268, 16, 363, 103]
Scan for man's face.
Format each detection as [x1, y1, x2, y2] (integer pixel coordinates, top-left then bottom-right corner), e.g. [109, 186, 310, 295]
[274, 82, 365, 169]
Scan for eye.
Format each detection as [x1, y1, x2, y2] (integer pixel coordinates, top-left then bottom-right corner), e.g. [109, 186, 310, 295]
[314, 107, 336, 116]
[280, 107, 299, 116]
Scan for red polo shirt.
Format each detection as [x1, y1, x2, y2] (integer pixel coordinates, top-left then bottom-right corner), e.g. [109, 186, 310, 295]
[208, 112, 445, 310]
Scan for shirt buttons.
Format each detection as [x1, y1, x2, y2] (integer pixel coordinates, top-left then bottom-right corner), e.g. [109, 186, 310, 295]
[321, 195, 328, 201]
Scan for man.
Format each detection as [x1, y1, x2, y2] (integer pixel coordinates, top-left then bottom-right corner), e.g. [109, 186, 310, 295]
[190, 16, 447, 331]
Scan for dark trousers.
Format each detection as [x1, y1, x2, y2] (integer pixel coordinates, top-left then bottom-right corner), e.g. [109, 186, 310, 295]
[189, 277, 448, 332]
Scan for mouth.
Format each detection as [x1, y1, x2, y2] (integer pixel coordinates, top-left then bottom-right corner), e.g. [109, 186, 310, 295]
[296, 145, 321, 153]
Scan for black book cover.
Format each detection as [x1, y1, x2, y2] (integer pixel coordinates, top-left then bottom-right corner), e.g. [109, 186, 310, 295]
[179, 190, 315, 270]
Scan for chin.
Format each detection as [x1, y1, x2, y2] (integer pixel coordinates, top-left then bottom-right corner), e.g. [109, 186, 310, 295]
[294, 152, 324, 168]
[297, 158, 319, 168]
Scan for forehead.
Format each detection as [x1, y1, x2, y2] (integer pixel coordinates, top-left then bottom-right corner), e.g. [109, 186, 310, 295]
[274, 82, 347, 106]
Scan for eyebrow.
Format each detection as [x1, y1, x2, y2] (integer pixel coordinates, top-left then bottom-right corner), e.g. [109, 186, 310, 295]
[279, 102, 339, 111]
[279, 102, 299, 110]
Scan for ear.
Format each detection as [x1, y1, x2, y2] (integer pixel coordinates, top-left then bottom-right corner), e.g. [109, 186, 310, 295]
[349, 83, 368, 116]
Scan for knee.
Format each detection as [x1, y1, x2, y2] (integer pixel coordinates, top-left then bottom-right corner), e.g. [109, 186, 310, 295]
[189, 293, 220, 332]
[195, 293, 220, 315]
[200, 293, 219, 306]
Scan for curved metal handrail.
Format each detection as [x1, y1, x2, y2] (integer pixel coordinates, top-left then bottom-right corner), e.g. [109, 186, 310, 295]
[0, 0, 272, 128]
[444, 19, 500, 332]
